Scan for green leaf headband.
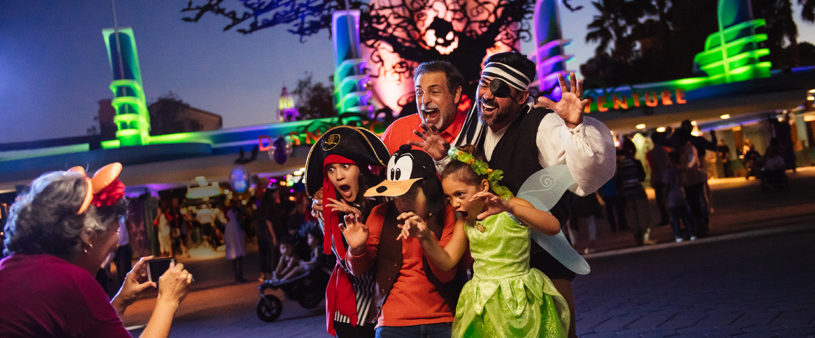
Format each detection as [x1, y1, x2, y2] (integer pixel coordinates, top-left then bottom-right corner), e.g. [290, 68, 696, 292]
[447, 147, 514, 200]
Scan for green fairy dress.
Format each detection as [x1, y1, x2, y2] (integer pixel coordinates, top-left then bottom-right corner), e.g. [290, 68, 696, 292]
[453, 212, 569, 338]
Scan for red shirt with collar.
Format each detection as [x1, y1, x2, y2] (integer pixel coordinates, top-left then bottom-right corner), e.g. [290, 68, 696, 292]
[380, 111, 466, 154]
[347, 204, 457, 327]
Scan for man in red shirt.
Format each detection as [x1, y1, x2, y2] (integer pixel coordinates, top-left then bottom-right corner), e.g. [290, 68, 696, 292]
[380, 61, 466, 158]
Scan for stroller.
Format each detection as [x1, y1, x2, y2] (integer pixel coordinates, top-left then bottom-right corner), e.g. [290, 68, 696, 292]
[256, 223, 332, 322]
[256, 266, 330, 322]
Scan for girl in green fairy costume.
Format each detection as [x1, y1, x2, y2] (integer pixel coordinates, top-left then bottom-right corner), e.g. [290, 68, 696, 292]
[397, 146, 570, 337]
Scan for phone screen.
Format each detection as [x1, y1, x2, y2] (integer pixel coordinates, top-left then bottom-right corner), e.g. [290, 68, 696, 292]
[147, 257, 175, 283]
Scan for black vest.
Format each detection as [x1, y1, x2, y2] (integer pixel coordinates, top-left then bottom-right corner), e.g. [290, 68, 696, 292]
[477, 106, 576, 278]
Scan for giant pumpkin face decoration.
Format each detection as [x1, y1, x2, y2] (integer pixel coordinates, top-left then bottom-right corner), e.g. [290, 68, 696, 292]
[424, 17, 459, 55]
[362, 0, 523, 114]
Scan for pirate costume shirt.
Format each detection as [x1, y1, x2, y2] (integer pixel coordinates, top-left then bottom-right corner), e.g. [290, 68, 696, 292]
[453, 58, 615, 281]
[305, 126, 390, 336]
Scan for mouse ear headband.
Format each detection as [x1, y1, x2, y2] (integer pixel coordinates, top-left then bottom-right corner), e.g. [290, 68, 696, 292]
[67, 163, 125, 215]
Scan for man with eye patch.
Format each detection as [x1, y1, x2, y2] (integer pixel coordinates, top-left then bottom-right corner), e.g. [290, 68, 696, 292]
[416, 51, 616, 338]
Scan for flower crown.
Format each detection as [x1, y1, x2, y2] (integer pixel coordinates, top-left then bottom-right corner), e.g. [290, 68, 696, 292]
[447, 147, 513, 200]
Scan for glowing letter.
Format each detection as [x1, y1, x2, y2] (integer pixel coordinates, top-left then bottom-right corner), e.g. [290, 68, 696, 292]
[675, 89, 687, 104]
[597, 96, 609, 112]
[661, 90, 673, 106]
[613, 95, 628, 110]
[644, 92, 659, 107]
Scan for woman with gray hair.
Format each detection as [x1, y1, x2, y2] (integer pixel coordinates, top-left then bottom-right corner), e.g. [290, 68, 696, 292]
[0, 163, 193, 337]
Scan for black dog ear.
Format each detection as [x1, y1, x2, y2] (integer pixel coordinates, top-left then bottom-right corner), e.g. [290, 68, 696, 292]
[489, 78, 512, 98]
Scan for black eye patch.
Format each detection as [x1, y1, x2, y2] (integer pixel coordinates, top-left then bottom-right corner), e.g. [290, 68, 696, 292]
[489, 78, 512, 98]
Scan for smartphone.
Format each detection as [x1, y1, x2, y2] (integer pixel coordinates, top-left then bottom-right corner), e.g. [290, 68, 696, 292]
[147, 257, 176, 284]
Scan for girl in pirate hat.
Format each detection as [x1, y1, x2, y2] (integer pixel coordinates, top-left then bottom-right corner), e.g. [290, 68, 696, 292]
[305, 126, 389, 337]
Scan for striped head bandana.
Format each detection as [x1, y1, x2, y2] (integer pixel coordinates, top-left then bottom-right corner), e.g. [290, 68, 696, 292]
[481, 61, 532, 93]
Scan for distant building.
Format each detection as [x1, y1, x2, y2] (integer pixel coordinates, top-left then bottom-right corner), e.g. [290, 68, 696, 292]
[147, 97, 222, 135]
[97, 99, 118, 140]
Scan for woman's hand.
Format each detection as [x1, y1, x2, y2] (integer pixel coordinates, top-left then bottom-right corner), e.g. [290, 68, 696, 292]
[471, 191, 511, 220]
[325, 198, 361, 217]
[141, 261, 193, 338]
[341, 213, 368, 255]
[157, 261, 193, 307]
[111, 256, 156, 316]
[396, 212, 431, 240]
[310, 189, 323, 221]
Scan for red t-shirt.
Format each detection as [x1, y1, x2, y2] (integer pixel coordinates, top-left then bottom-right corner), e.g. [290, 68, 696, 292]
[380, 111, 466, 154]
[347, 204, 457, 327]
[0, 254, 130, 337]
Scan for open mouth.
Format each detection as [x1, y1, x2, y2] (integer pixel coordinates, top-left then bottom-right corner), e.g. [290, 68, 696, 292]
[338, 184, 353, 198]
[480, 100, 497, 115]
[421, 109, 440, 125]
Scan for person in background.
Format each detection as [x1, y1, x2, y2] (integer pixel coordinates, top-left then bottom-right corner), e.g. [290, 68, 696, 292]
[0, 163, 192, 337]
[224, 202, 247, 283]
[271, 237, 304, 283]
[256, 183, 280, 281]
[664, 151, 697, 242]
[676, 129, 710, 237]
[299, 230, 325, 273]
[717, 138, 732, 177]
[646, 132, 670, 226]
[113, 216, 132, 287]
[153, 206, 173, 257]
[597, 175, 628, 233]
[743, 143, 761, 180]
[617, 138, 654, 246]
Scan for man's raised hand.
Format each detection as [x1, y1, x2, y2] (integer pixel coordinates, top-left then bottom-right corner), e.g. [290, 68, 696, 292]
[534, 72, 590, 129]
[408, 124, 450, 160]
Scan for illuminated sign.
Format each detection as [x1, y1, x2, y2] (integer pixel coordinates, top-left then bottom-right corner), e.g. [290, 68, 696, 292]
[258, 119, 385, 150]
[584, 89, 688, 113]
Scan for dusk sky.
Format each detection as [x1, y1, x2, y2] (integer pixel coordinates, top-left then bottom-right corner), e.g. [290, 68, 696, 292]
[2, 1, 813, 144]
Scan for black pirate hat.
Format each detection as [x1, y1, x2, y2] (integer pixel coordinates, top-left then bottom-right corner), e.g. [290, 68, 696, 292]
[365, 144, 437, 197]
[304, 126, 390, 198]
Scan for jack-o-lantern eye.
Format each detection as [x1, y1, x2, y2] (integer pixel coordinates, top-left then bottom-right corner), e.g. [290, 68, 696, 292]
[387, 154, 414, 181]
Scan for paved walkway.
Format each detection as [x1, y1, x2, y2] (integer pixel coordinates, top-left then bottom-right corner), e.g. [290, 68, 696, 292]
[573, 224, 815, 337]
[121, 167, 815, 337]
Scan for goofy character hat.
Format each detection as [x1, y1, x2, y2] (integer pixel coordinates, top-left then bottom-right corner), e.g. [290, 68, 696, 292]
[365, 144, 439, 198]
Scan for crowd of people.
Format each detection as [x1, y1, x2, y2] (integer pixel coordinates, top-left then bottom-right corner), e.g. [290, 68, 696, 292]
[7, 49, 795, 337]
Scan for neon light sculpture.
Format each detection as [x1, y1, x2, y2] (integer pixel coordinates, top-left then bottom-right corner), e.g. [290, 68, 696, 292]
[332, 10, 373, 124]
[693, 0, 771, 84]
[103, 28, 151, 147]
[533, 0, 573, 100]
